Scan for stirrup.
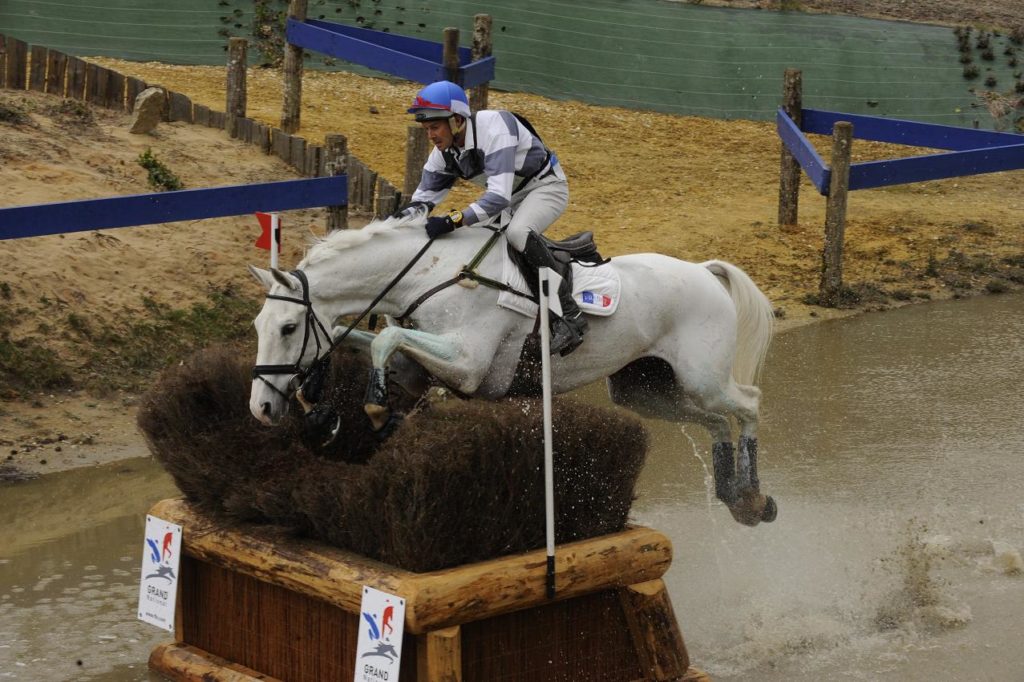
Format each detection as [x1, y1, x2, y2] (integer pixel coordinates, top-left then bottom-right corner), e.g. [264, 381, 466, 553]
[549, 316, 586, 356]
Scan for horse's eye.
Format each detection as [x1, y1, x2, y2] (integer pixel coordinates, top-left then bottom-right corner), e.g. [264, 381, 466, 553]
[282, 323, 298, 336]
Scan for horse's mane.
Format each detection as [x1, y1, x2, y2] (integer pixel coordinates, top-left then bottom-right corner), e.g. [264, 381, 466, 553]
[302, 213, 426, 267]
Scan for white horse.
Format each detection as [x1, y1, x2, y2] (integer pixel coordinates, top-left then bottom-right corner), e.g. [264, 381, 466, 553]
[249, 213, 777, 525]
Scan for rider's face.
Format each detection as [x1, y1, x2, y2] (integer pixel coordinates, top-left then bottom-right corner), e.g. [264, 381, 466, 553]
[421, 118, 458, 151]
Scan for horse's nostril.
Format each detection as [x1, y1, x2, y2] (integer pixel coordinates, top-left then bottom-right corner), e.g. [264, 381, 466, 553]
[261, 402, 272, 416]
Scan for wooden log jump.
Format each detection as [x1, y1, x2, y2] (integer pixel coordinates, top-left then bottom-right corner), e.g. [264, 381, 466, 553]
[146, 497, 710, 682]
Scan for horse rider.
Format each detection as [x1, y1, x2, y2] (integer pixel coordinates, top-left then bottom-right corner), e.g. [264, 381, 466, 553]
[398, 80, 587, 356]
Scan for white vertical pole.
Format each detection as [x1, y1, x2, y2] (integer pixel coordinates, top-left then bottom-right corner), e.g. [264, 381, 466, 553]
[539, 268, 556, 599]
[270, 213, 280, 270]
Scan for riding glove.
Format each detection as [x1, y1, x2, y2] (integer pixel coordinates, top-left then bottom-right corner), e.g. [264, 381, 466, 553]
[425, 210, 463, 239]
[393, 200, 434, 219]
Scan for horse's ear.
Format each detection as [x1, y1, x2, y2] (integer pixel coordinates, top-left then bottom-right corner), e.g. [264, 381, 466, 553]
[270, 267, 298, 291]
[248, 264, 276, 292]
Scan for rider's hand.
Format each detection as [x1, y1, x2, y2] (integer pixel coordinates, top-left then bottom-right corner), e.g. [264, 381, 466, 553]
[393, 200, 434, 220]
[425, 210, 463, 239]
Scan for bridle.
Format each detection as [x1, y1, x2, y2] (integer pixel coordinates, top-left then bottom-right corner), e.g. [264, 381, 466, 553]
[250, 269, 335, 403]
[250, 235, 437, 407]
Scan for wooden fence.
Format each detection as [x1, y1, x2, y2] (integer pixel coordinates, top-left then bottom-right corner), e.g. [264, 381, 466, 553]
[0, 33, 402, 224]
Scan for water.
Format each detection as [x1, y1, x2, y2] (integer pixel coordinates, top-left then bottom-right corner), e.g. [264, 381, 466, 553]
[628, 292, 1024, 681]
[0, 461, 176, 681]
[2, 293, 1023, 680]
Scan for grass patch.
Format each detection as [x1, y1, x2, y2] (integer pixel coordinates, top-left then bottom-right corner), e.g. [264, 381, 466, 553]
[84, 286, 260, 393]
[137, 148, 184, 192]
[0, 304, 73, 393]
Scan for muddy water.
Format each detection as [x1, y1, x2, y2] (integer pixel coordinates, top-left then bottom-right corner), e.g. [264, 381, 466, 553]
[2, 293, 1022, 680]
[628, 292, 1024, 680]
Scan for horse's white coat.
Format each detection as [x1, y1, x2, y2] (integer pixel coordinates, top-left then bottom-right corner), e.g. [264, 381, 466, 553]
[248, 214, 774, 448]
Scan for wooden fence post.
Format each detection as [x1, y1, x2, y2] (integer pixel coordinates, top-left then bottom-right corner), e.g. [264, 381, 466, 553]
[778, 68, 802, 227]
[403, 124, 431, 201]
[325, 134, 348, 231]
[29, 44, 46, 92]
[4, 36, 28, 90]
[226, 37, 248, 138]
[281, 0, 308, 134]
[44, 49, 67, 97]
[443, 27, 461, 83]
[819, 121, 853, 307]
[375, 178, 401, 219]
[0, 34, 6, 88]
[469, 14, 492, 112]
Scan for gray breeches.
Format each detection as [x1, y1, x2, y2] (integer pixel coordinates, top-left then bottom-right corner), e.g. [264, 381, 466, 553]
[504, 176, 569, 252]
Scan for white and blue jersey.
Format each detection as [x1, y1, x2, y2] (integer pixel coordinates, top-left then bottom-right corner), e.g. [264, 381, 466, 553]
[411, 110, 566, 228]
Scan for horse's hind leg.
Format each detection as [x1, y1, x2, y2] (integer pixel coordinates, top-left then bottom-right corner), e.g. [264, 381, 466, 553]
[714, 381, 777, 524]
[679, 375, 776, 526]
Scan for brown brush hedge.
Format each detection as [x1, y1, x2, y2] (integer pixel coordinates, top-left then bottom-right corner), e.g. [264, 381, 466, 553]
[138, 345, 648, 572]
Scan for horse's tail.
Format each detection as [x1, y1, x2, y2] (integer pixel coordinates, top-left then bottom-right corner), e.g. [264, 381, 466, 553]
[701, 260, 774, 386]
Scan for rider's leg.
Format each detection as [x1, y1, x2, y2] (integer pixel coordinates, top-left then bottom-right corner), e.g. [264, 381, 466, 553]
[508, 179, 587, 356]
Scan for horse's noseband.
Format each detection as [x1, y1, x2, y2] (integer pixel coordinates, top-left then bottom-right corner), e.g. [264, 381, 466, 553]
[251, 269, 334, 403]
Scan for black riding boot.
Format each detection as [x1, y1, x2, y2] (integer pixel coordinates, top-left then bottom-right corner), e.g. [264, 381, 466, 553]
[521, 231, 588, 356]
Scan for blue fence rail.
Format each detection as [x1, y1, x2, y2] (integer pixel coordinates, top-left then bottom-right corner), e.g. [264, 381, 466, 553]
[777, 107, 1024, 195]
[0, 176, 347, 240]
[286, 19, 495, 87]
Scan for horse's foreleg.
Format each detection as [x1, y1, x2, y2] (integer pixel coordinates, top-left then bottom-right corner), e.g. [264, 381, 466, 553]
[365, 327, 459, 430]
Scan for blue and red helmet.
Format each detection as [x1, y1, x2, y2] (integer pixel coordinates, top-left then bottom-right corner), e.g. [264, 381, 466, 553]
[407, 80, 471, 122]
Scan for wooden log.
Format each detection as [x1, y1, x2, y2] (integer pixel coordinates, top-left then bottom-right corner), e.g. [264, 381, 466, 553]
[126, 76, 146, 112]
[65, 56, 86, 99]
[4, 36, 28, 90]
[86, 63, 110, 107]
[304, 143, 322, 177]
[376, 178, 401, 219]
[149, 642, 282, 682]
[193, 104, 210, 127]
[256, 122, 272, 154]
[469, 14, 492, 111]
[778, 68, 803, 227]
[29, 44, 47, 92]
[819, 120, 853, 306]
[443, 27, 461, 84]
[168, 91, 194, 123]
[226, 37, 247, 138]
[271, 128, 292, 165]
[44, 49, 67, 97]
[107, 70, 126, 110]
[145, 498, 674, 638]
[280, 0, 308, 133]
[325, 134, 348, 230]
[619, 580, 690, 680]
[209, 110, 226, 130]
[403, 124, 431, 200]
[349, 156, 376, 213]
[417, 626, 462, 682]
[289, 135, 306, 173]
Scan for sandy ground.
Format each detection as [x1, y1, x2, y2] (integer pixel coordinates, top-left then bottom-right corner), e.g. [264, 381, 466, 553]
[1, 22, 1023, 479]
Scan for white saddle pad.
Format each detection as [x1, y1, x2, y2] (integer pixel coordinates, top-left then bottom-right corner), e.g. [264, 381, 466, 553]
[498, 250, 621, 318]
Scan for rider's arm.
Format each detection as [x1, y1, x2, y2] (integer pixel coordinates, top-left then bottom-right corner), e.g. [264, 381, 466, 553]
[461, 111, 520, 227]
[410, 148, 456, 208]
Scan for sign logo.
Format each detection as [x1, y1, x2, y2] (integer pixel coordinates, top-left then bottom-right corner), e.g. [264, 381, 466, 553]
[355, 587, 406, 681]
[137, 515, 182, 632]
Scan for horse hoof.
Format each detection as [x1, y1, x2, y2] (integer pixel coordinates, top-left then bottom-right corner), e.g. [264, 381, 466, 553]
[761, 496, 778, 523]
[364, 403, 390, 432]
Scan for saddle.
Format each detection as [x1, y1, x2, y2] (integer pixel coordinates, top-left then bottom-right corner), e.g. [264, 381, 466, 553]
[510, 231, 608, 299]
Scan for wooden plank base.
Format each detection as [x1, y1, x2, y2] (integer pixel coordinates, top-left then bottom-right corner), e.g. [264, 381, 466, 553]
[149, 642, 282, 682]
[148, 499, 706, 681]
